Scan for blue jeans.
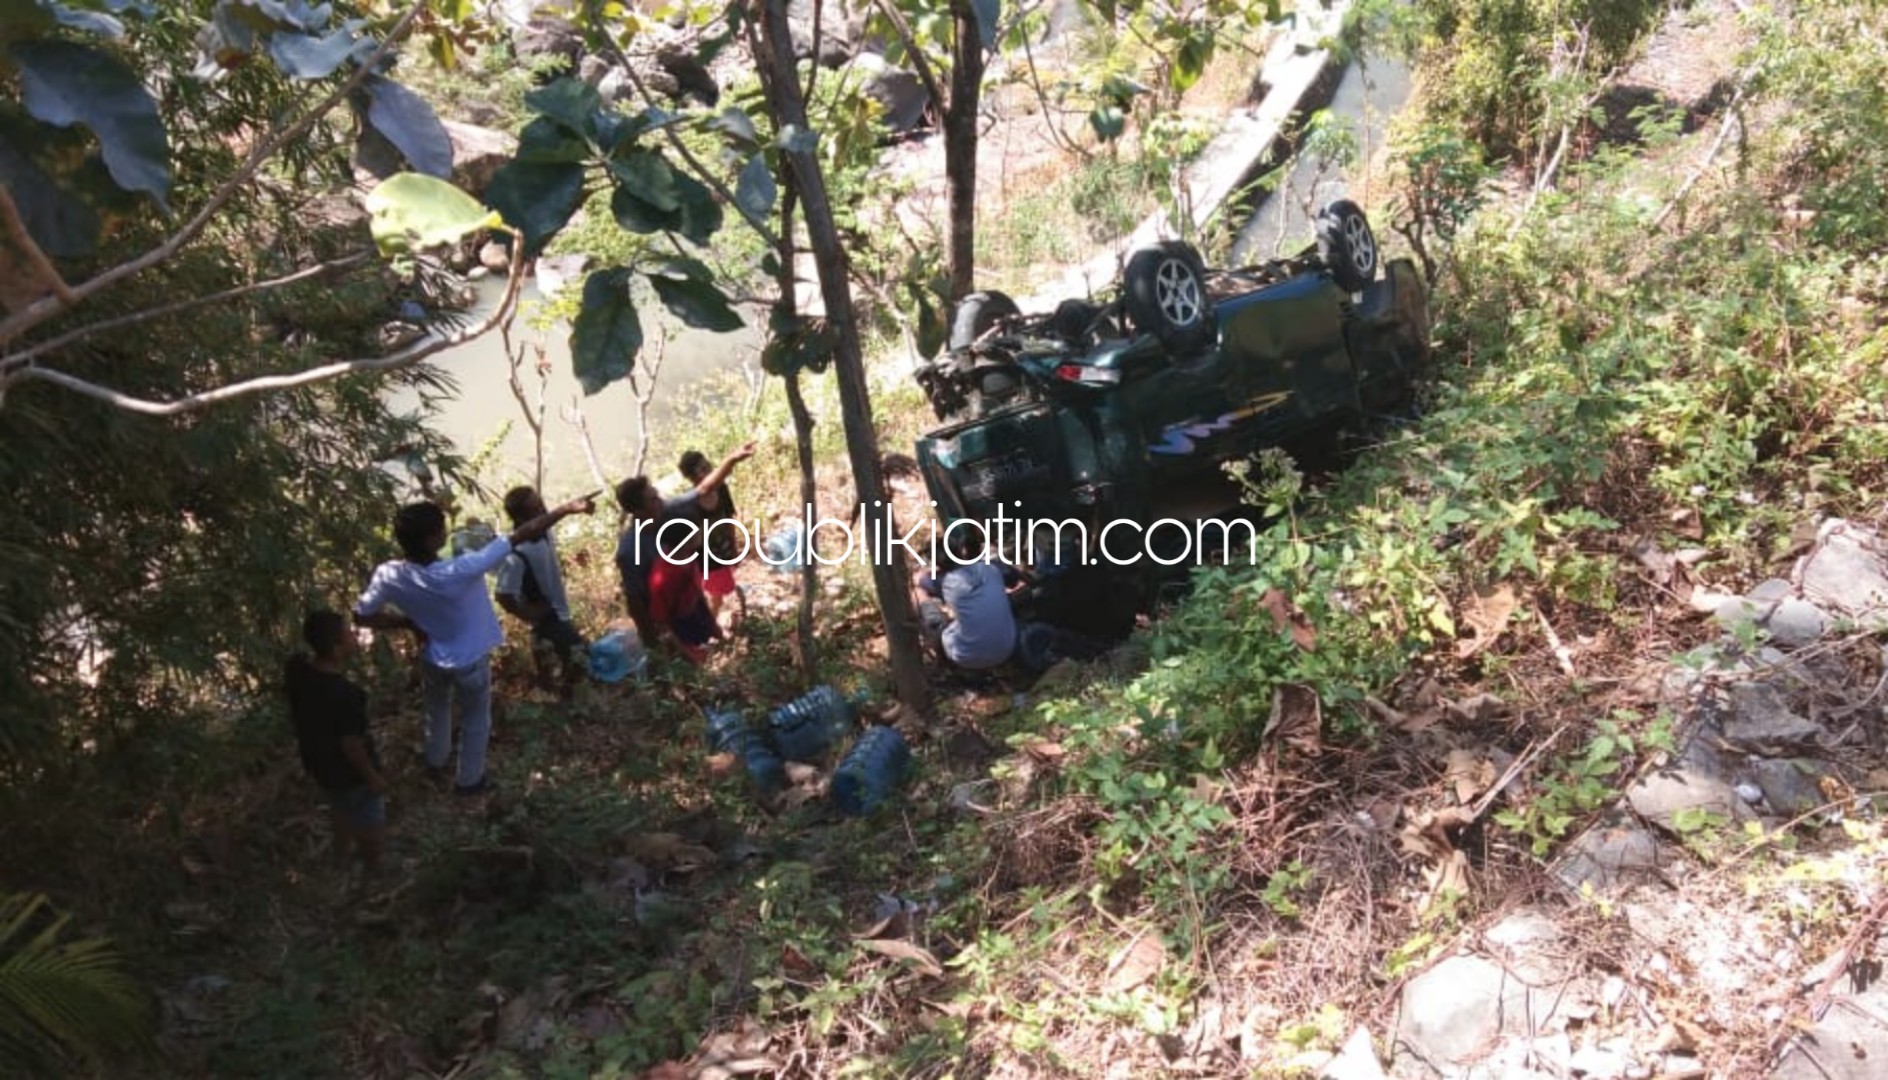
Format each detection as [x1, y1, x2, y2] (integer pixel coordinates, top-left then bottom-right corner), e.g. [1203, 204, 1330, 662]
[420, 657, 493, 788]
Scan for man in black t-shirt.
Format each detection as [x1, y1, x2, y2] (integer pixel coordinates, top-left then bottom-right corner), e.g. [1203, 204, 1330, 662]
[285, 610, 386, 875]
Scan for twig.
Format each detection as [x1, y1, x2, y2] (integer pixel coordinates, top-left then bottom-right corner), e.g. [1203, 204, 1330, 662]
[1536, 610, 1576, 677]
[4, 239, 527, 416]
[1, 251, 372, 371]
[1469, 724, 1569, 821]
[0, 2, 427, 349]
[560, 397, 611, 492]
[1651, 75, 1750, 231]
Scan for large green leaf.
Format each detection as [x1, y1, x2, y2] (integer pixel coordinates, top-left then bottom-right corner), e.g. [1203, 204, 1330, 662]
[0, 893, 153, 1073]
[9, 39, 169, 209]
[708, 107, 759, 151]
[364, 173, 501, 256]
[610, 184, 672, 235]
[0, 129, 99, 257]
[267, 26, 358, 78]
[363, 76, 452, 179]
[609, 149, 680, 212]
[570, 268, 642, 395]
[734, 154, 776, 219]
[671, 170, 722, 245]
[524, 78, 602, 137]
[649, 275, 743, 332]
[484, 160, 585, 256]
[515, 116, 588, 164]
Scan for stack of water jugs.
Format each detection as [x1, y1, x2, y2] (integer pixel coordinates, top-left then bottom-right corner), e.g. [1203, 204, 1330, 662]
[703, 686, 910, 814]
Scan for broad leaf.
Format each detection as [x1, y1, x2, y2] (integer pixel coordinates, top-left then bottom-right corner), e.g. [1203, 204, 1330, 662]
[1173, 33, 1209, 94]
[484, 160, 584, 255]
[268, 26, 356, 79]
[650, 276, 743, 332]
[776, 124, 818, 154]
[708, 107, 758, 151]
[352, 123, 404, 180]
[10, 39, 169, 208]
[734, 154, 775, 218]
[611, 185, 672, 235]
[515, 116, 589, 164]
[609, 150, 680, 212]
[1089, 106, 1126, 142]
[571, 268, 642, 395]
[671, 170, 722, 245]
[364, 173, 500, 256]
[644, 255, 715, 283]
[364, 77, 452, 179]
[0, 132, 99, 257]
[525, 78, 602, 138]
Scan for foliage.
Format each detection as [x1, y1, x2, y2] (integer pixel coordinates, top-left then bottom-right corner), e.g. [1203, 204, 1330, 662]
[0, 893, 151, 1073]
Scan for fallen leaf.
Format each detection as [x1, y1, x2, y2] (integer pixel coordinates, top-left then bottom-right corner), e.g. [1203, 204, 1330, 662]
[1442, 693, 1507, 725]
[1258, 588, 1318, 650]
[857, 937, 944, 977]
[1365, 798, 1401, 830]
[1021, 738, 1065, 763]
[780, 942, 819, 981]
[1105, 930, 1166, 993]
[1263, 684, 1322, 756]
[1444, 748, 1496, 804]
[1671, 506, 1703, 540]
[1651, 1017, 1709, 1053]
[623, 833, 718, 873]
[1455, 582, 1516, 659]
[1365, 695, 1437, 734]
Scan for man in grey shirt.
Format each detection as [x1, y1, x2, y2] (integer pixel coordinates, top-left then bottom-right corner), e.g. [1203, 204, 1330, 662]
[912, 529, 1022, 670]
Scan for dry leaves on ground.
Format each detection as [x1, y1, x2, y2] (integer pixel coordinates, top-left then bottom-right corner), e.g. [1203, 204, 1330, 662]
[1455, 582, 1517, 660]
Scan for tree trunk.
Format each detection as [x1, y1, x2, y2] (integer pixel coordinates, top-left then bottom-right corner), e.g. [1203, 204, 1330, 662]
[781, 370, 820, 680]
[758, 0, 931, 708]
[944, 0, 985, 301]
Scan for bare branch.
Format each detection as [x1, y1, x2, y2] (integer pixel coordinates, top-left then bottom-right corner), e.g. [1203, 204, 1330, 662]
[3, 241, 528, 417]
[559, 397, 612, 492]
[1651, 76, 1750, 231]
[0, 251, 373, 374]
[0, 187, 75, 307]
[0, 1, 427, 348]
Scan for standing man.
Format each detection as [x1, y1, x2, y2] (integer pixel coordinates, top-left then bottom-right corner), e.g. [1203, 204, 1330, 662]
[495, 485, 587, 698]
[355, 493, 594, 796]
[284, 609, 385, 878]
[615, 441, 755, 654]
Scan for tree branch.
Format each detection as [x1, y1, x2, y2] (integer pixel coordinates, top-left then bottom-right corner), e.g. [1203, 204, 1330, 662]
[0, 1, 427, 348]
[0, 251, 373, 374]
[595, 35, 780, 248]
[2, 241, 527, 417]
[869, 0, 949, 118]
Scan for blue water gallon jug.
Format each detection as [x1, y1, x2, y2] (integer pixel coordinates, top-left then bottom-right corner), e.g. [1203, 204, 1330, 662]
[588, 629, 647, 684]
[762, 522, 806, 572]
[830, 726, 911, 815]
[768, 685, 859, 762]
[704, 708, 785, 794]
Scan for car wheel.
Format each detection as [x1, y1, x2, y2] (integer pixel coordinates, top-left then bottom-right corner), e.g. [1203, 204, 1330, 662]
[1317, 199, 1379, 292]
[1124, 241, 1213, 354]
[949, 291, 1020, 351]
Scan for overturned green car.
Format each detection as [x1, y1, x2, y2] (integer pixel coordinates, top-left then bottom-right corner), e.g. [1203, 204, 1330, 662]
[913, 200, 1430, 591]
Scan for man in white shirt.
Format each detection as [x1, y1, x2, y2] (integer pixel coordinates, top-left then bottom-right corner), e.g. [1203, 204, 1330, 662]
[495, 486, 586, 697]
[354, 493, 594, 796]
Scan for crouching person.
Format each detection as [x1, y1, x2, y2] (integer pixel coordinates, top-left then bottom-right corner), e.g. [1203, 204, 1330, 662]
[285, 610, 386, 877]
[910, 527, 1021, 672]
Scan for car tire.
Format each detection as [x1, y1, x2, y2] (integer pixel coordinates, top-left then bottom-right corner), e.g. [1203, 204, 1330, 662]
[1316, 199, 1379, 293]
[1124, 241, 1213, 354]
[949, 291, 1020, 351]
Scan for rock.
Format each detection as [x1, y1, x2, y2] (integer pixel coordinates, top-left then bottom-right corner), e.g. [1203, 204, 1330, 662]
[1765, 598, 1829, 646]
[1627, 764, 1747, 830]
[1322, 1026, 1388, 1080]
[1725, 682, 1824, 750]
[1396, 955, 1547, 1069]
[478, 240, 511, 272]
[788, 0, 868, 67]
[850, 52, 931, 134]
[534, 253, 589, 297]
[442, 119, 516, 197]
[1749, 757, 1828, 816]
[1483, 909, 1570, 985]
[1795, 519, 1888, 627]
[1749, 578, 1794, 603]
[512, 15, 584, 78]
[1556, 821, 1664, 892]
[1769, 988, 1888, 1079]
[1568, 1043, 1629, 1079]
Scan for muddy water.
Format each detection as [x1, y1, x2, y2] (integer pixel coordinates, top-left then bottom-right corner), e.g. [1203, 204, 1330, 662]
[385, 275, 762, 494]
